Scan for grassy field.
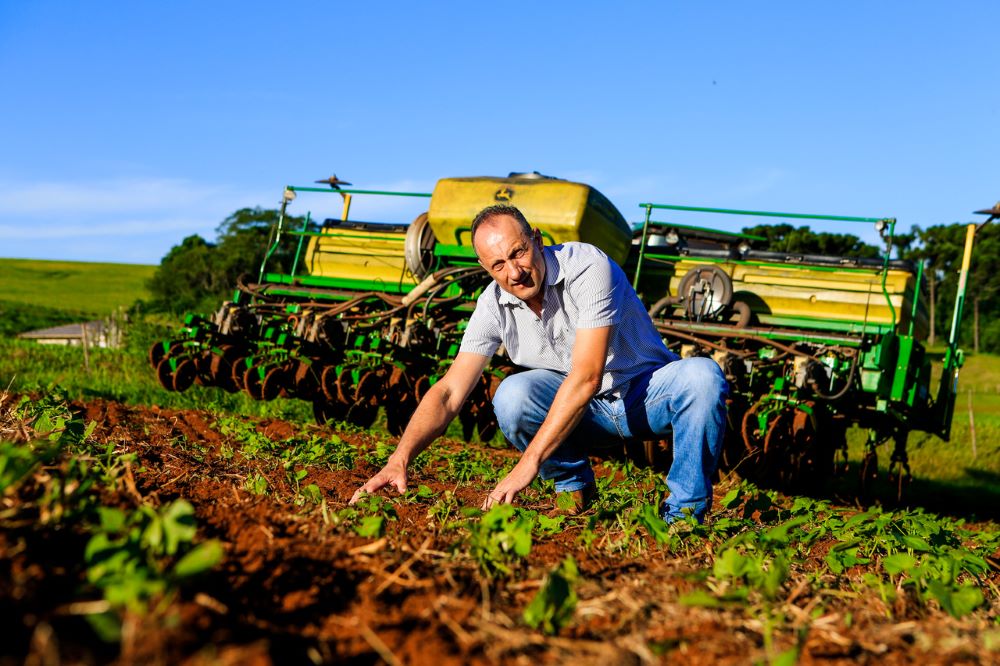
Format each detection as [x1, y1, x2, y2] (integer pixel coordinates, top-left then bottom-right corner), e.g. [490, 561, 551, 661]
[2, 329, 998, 514]
[0, 257, 155, 315]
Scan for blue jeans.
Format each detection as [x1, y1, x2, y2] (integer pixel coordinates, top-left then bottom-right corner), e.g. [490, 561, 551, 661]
[492, 357, 728, 523]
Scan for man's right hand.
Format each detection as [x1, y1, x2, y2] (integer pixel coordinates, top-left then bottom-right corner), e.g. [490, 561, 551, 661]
[349, 461, 408, 505]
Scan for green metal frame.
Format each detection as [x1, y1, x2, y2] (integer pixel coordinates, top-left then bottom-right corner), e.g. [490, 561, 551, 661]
[632, 205, 908, 339]
[258, 185, 433, 285]
[631, 203, 897, 309]
[640, 220, 768, 243]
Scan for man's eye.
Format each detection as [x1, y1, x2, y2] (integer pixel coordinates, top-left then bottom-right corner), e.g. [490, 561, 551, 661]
[514, 249, 526, 259]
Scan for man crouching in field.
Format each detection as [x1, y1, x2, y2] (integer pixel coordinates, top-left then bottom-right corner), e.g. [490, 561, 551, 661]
[350, 204, 728, 523]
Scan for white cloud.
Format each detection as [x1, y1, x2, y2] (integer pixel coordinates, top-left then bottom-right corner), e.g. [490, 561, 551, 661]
[0, 177, 271, 260]
[0, 177, 251, 216]
[0, 176, 440, 262]
[0, 216, 213, 239]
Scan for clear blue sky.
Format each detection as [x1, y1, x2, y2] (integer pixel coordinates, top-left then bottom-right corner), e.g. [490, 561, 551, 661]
[1, 1, 998, 264]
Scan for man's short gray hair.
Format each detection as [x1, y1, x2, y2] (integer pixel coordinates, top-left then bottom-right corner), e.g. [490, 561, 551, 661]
[470, 205, 532, 246]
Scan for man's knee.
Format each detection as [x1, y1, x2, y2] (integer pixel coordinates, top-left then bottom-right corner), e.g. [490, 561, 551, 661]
[677, 357, 728, 405]
[492, 370, 561, 434]
[492, 373, 533, 429]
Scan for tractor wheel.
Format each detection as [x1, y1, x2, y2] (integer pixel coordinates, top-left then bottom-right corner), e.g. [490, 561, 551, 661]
[231, 357, 249, 391]
[149, 341, 168, 370]
[320, 365, 341, 403]
[156, 358, 176, 391]
[172, 358, 197, 392]
[243, 365, 265, 400]
[261, 366, 287, 401]
[209, 346, 240, 393]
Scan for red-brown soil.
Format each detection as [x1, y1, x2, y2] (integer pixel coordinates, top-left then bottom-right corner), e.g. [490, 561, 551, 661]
[3, 399, 998, 665]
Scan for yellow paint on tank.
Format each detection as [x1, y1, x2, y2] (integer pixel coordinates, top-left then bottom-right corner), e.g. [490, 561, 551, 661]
[428, 176, 632, 265]
[670, 259, 928, 337]
[304, 226, 420, 287]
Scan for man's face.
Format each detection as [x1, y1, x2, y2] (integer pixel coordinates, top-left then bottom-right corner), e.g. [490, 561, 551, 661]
[473, 215, 546, 306]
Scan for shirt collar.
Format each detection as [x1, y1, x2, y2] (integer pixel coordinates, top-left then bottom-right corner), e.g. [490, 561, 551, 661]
[496, 245, 565, 307]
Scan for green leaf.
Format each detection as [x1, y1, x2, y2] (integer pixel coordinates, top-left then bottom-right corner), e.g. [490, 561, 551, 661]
[511, 523, 533, 556]
[555, 492, 578, 511]
[636, 504, 670, 544]
[714, 548, 749, 579]
[956, 552, 989, 576]
[718, 586, 750, 603]
[523, 556, 579, 635]
[679, 589, 721, 608]
[160, 500, 198, 556]
[721, 486, 741, 509]
[844, 510, 874, 530]
[173, 540, 224, 578]
[899, 535, 933, 553]
[537, 514, 565, 535]
[97, 507, 127, 533]
[927, 581, 984, 619]
[762, 556, 790, 599]
[84, 533, 117, 564]
[356, 516, 385, 538]
[789, 496, 816, 516]
[33, 411, 55, 438]
[830, 538, 863, 552]
[763, 516, 809, 546]
[301, 483, 323, 504]
[881, 552, 917, 575]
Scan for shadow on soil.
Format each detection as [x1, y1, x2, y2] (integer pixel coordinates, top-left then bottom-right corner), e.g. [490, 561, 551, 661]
[795, 464, 1000, 524]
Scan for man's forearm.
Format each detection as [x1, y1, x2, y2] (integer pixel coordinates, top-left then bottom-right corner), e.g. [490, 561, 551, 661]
[520, 371, 599, 466]
[389, 384, 460, 467]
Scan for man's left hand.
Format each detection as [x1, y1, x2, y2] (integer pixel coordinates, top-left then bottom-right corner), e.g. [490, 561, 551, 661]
[482, 457, 540, 510]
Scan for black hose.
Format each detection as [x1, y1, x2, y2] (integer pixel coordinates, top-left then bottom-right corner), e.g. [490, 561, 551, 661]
[808, 350, 860, 401]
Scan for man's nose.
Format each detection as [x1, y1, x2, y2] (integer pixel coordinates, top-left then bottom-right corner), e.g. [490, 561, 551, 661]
[506, 262, 522, 281]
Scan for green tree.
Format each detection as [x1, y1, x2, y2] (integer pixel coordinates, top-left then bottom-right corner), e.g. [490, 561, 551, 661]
[741, 223, 881, 258]
[213, 207, 308, 290]
[911, 223, 967, 348]
[147, 208, 307, 314]
[891, 231, 916, 260]
[966, 224, 1000, 354]
[147, 235, 222, 314]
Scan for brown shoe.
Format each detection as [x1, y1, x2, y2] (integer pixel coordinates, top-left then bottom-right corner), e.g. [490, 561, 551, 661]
[549, 483, 598, 517]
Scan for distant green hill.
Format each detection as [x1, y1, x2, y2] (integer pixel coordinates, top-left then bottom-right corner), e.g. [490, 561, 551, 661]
[0, 258, 155, 336]
[0, 258, 154, 313]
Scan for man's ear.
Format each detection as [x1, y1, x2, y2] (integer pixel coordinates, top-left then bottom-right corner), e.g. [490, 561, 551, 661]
[533, 228, 543, 246]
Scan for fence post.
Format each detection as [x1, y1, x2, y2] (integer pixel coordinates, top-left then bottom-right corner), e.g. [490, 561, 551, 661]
[967, 389, 977, 460]
[81, 322, 91, 373]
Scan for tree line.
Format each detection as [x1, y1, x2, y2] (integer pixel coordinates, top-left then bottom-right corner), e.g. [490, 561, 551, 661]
[146, 210, 999, 354]
[146, 207, 308, 314]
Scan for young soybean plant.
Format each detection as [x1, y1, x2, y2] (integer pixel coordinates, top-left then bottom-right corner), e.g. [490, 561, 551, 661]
[83, 500, 223, 640]
[465, 504, 535, 578]
[523, 556, 579, 635]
